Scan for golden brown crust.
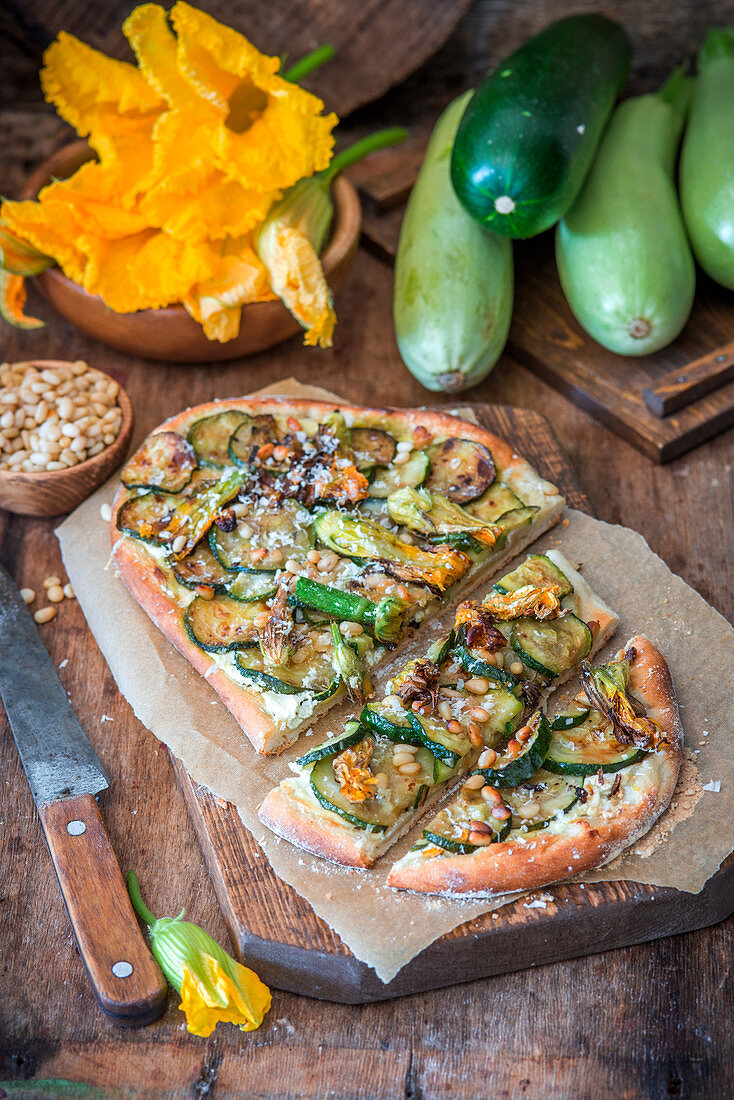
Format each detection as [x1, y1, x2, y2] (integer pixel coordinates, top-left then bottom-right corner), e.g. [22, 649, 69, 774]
[387, 635, 683, 896]
[258, 778, 374, 867]
[110, 396, 563, 755]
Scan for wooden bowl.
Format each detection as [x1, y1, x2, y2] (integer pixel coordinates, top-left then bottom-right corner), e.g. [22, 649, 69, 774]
[21, 142, 362, 363]
[0, 361, 133, 517]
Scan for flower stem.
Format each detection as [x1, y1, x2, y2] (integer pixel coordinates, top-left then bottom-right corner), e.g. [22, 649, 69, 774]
[323, 127, 408, 183]
[127, 870, 157, 926]
[282, 45, 335, 84]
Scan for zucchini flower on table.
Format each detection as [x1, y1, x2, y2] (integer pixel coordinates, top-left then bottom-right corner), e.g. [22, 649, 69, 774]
[256, 127, 407, 348]
[128, 871, 271, 1037]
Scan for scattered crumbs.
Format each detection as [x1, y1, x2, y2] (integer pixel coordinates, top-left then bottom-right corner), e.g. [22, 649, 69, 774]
[210, 700, 218, 705]
[627, 750, 703, 858]
[576, 123, 586, 134]
[100, 714, 113, 722]
[491, 912, 499, 920]
[325, 892, 332, 900]
[410, 920, 415, 926]
[58, 658, 69, 669]
[702, 730, 709, 737]
[525, 899, 546, 909]
[213, 796, 228, 808]
[131, 809, 137, 815]
[702, 781, 721, 793]
[562, 518, 569, 527]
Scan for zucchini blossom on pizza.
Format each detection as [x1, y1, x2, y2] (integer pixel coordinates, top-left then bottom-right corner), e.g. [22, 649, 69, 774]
[127, 872, 271, 1037]
[0, 2, 405, 345]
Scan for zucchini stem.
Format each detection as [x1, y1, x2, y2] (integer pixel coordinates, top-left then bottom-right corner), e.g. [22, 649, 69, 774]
[282, 45, 335, 83]
[323, 127, 408, 183]
[657, 65, 693, 116]
[127, 870, 157, 927]
[698, 27, 734, 70]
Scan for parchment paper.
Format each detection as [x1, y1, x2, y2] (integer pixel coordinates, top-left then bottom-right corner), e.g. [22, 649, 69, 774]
[56, 385, 734, 984]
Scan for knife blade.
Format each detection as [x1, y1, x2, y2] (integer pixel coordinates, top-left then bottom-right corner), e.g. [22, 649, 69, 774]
[0, 564, 167, 1026]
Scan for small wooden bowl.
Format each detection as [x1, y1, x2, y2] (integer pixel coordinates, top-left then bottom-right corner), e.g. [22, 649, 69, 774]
[0, 360, 133, 517]
[22, 142, 362, 363]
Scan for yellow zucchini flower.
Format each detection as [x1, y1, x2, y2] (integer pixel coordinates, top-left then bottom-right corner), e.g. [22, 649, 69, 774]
[128, 871, 271, 1038]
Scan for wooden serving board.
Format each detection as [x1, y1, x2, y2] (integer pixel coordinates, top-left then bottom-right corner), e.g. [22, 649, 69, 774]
[171, 404, 734, 1003]
[351, 147, 734, 464]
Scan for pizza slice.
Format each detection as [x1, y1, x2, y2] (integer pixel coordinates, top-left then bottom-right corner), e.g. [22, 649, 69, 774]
[111, 398, 565, 754]
[257, 550, 618, 865]
[387, 635, 682, 895]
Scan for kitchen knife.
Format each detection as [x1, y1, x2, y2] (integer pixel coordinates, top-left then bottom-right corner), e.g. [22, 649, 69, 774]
[0, 564, 167, 1026]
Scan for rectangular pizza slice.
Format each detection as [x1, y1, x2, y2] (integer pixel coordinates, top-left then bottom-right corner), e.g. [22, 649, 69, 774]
[112, 398, 565, 754]
[257, 550, 619, 865]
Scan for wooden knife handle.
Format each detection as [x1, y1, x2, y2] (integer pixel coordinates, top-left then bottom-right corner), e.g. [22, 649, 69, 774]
[38, 793, 168, 1026]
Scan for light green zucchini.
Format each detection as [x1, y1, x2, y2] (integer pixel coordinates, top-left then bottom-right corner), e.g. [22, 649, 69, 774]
[556, 69, 695, 356]
[680, 29, 734, 290]
[393, 91, 513, 393]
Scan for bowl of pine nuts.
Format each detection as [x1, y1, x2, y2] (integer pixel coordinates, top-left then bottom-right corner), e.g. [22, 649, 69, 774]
[0, 359, 133, 517]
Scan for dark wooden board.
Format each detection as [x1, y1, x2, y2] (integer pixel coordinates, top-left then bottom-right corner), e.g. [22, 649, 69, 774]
[354, 147, 734, 464]
[171, 403, 734, 1004]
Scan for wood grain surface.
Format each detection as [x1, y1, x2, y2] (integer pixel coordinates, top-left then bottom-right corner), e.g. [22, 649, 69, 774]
[170, 402, 734, 1003]
[2, 1, 734, 1095]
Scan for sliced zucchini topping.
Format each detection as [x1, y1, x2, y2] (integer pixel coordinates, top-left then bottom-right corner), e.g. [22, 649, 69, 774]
[494, 553, 573, 597]
[187, 410, 249, 467]
[117, 489, 187, 546]
[235, 635, 339, 700]
[544, 706, 646, 776]
[386, 487, 502, 549]
[472, 712, 552, 788]
[228, 414, 280, 466]
[580, 657, 664, 751]
[425, 438, 496, 503]
[293, 575, 409, 646]
[367, 450, 430, 498]
[121, 430, 198, 492]
[453, 632, 519, 690]
[228, 571, 279, 603]
[422, 793, 511, 853]
[313, 511, 470, 593]
[296, 721, 365, 767]
[504, 770, 580, 832]
[173, 538, 235, 591]
[209, 499, 312, 569]
[329, 622, 368, 702]
[467, 482, 525, 524]
[350, 427, 396, 470]
[309, 752, 388, 832]
[510, 613, 592, 678]
[184, 594, 267, 652]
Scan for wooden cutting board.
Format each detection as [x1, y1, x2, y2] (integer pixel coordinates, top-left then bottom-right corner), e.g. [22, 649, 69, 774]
[351, 147, 734, 463]
[170, 404, 734, 1003]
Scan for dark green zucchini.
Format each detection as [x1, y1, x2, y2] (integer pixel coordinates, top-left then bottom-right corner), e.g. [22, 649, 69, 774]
[473, 712, 552, 787]
[116, 490, 186, 546]
[453, 632, 518, 690]
[173, 538, 236, 591]
[209, 499, 312, 569]
[467, 482, 525, 524]
[510, 613, 592, 678]
[309, 757, 388, 832]
[228, 572, 279, 602]
[505, 769, 580, 831]
[293, 575, 408, 645]
[187, 410, 248, 467]
[425, 438, 495, 503]
[184, 594, 266, 652]
[494, 553, 573, 596]
[423, 800, 511, 853]
[551, 705, 590, 731]
[450, 13, 631, 238]
[121, 431, 197, 492]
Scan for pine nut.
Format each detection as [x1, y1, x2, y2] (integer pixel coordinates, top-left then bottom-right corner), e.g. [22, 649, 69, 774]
[481, 786, 503, 805]
[44, 575, 61, 588]
[339, 621, 363, 637]
[468, 830, 494, 846]
[47, 585, 64, 603]
[464, 773, 485, 791]
[494, 652, 504, 669]
[469, 706, 490, 722]
[393, 451, 410, 465]
[34, 606, 56, 624]
[396, 742, 418, 755]
[516, 725, 533, 743]
[438, 700, 452, 720]
[100, 502, 112, 522]
[285, 559, 301, 575]
[63, 583, 75, 599]
[517, 801, 540, 820]
[20, 587, 35, 604]
[510, 661, 524, 676]
[374, 771, 389, 791]
[468, 723, 483, 747]
[313, 634, 332, 652]
[397, 761, 422, 776]
[491, 805, 512, 820]
[393, 752, 416, 768]
[447, 720, 463, 734]
[171, 534, 187, 554]
[478, 748, 497, 768]
[307, 549, 321, 564]
[464, 677, 489, 694]
[506, 739, 522, 757]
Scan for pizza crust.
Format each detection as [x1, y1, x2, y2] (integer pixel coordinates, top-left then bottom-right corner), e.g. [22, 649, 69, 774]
[111, 397, 564, 754]
[386, 635, 683, 896]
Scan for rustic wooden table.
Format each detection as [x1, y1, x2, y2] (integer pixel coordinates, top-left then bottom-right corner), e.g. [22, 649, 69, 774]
[2, 2, 734, 1096]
